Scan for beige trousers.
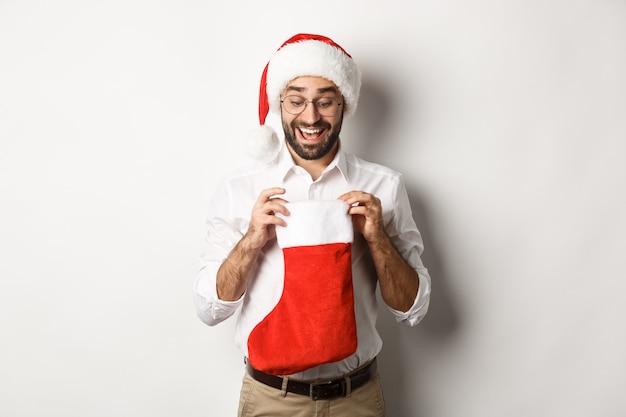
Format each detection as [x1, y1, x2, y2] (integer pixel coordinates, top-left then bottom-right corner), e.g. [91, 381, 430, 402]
[237, 371, 386, 417]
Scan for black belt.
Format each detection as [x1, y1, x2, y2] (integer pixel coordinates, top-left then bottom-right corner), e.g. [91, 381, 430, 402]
[246, 358, 377, 401]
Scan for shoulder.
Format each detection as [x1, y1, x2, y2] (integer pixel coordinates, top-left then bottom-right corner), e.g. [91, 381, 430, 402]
[343, 152, 404, 184]
[211, 160, 286, 205]
[220, 162, 266, 182]
[218, 160, 278, 186]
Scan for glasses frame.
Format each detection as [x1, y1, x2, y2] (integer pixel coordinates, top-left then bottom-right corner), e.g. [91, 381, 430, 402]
[280, 95, 343, 117]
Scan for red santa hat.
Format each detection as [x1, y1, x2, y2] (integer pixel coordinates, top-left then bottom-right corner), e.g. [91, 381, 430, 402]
[247, 33, 362, 163]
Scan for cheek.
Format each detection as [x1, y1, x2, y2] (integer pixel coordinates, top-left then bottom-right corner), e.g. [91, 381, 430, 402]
[281, 113, 298, 128]
[330, 115, 343, 131]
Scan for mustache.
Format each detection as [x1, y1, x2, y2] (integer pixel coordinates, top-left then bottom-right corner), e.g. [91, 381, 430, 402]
[293, 121, 330, 130]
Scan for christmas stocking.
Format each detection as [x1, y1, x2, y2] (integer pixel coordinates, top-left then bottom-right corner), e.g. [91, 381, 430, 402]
[247, 200, 358, 376]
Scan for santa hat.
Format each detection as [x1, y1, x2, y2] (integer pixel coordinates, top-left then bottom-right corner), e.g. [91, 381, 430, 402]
[247, 33, 362, 163]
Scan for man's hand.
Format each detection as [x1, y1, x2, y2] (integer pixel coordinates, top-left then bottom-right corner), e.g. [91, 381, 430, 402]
[338, 190, 419, 312]
[337, 190, 385, 243]
[216, 187, 289, 301]
[244, 187, 290, 250]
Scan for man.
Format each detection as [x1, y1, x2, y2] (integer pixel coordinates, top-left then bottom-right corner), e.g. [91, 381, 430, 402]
[195, 33, 431, 417]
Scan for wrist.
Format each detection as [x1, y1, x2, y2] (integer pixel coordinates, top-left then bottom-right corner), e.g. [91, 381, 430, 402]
[240, 230, 265, 254]
[364, 225, 389, 245]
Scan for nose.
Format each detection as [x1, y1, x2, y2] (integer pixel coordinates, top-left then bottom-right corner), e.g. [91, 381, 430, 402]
[298, 101, 322, 124]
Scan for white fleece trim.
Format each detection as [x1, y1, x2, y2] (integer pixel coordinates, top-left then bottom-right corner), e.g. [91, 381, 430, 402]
[266, 40, 361, 117]
[275, 200, 354, 248]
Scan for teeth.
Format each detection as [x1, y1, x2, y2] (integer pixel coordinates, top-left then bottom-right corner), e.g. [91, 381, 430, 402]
[300, 128, 321, 134]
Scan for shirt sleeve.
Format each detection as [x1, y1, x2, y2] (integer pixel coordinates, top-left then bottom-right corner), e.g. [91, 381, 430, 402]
[193, 181, 247, 326]
[194, 260, 244, 326]
[383, 174, 432, 327]
[386, 265, 431, 327]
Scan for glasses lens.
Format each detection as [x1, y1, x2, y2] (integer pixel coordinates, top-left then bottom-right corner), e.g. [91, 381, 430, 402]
[315, 98, 337, 116]
[281, 96, 341, 117]
[282, 96, 306, 115]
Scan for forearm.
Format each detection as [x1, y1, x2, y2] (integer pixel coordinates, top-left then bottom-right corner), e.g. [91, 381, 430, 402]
[215, 187, 289, 301]
[216, 235, 261, 301]
[368, 233, 420, 312]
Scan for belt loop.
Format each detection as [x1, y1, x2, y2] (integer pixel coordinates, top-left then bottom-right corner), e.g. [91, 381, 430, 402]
[279, 376, 289, 398]
[343, 376, 352, 397]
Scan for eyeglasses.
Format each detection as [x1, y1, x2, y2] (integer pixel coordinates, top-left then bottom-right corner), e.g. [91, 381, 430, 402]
[280, 95, 343, 117]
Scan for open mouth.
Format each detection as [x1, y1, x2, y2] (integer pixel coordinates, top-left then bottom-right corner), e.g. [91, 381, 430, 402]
[298, 127, 325, 142]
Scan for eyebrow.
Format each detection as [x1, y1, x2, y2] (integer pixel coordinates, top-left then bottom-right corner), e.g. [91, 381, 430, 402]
[284, 85, 340, 95]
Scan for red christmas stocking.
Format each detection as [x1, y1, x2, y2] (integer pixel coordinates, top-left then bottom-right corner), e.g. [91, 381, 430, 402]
[247, 200, 357, 375]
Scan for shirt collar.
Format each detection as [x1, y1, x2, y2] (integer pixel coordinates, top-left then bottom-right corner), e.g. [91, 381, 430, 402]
[276, 142, 350, 183]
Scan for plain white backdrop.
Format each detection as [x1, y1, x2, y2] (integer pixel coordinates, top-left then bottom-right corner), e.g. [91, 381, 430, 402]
[1, 1, 625, 416]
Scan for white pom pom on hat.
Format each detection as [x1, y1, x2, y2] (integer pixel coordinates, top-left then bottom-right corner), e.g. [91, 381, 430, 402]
[246, 33, 362, 163]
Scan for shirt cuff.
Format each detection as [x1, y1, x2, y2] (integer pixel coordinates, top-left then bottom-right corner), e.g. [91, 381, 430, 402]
[195, 263, 245, 325]
[386, 267, 431, 327]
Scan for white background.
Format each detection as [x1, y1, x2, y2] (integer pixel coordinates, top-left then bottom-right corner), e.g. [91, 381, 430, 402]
[1, 1, 625, 416]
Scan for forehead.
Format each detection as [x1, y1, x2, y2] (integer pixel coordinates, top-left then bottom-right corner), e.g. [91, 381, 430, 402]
[284, 76, 340, 95]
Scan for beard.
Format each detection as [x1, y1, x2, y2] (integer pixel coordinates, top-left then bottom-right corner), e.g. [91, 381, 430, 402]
[282, 116, 343, 161]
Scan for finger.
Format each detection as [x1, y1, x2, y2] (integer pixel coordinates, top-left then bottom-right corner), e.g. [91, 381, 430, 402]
[339, 191, 374, 207]
[265, 199, 290, 217]
[337, 190, 362, 205]
[337, 190, 359, 202]
[259, 187, 286, 201]
[347, 204, 368, 216]
[263, 213, 288, 228]
[250, 209, 287, 229]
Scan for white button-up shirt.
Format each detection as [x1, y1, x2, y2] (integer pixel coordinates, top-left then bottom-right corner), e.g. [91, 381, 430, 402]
[195, 145, 431, 380]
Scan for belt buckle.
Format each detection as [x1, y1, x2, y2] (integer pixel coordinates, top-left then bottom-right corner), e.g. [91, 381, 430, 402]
[309, 379, 346, 401]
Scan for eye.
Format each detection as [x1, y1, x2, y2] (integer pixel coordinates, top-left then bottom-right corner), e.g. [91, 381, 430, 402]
[288, 97, 305, 107]
[316, 98, 334, 109]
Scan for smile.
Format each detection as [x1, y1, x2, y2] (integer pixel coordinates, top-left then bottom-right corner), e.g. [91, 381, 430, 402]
[299, 127, 323, 135]
[297, 126, 326, 143]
